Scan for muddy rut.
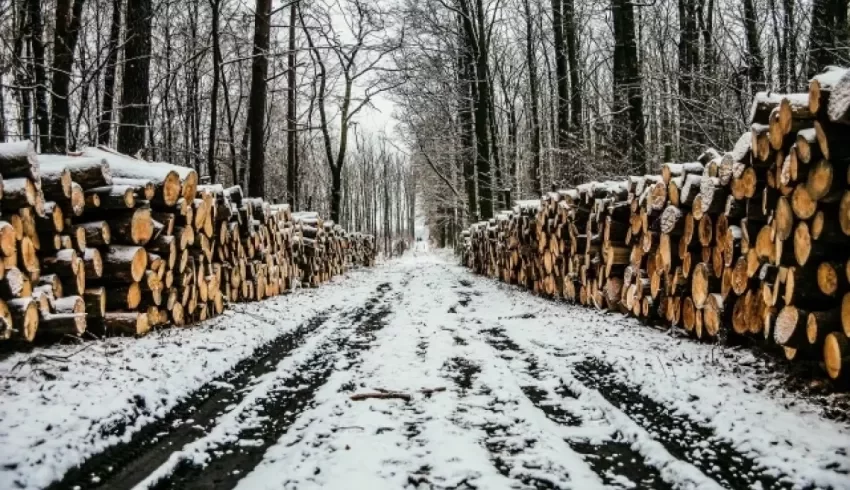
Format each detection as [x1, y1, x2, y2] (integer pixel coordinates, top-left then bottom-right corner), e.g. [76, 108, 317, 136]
[49, 283, 393, 490]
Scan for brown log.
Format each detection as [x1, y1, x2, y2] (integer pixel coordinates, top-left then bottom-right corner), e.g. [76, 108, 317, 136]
[3, 178, 36, 209]
[83, 248, 104, 279]
[7, 297, 39, 341]
[104, 282, 142, 310]
[85, 185, 137, 210]
[0, 141, 39, 180]
[775, 305, 809, 347]
[84, 287, 106, 318]
[809, 66, 848, 116]
[42, 249, 78, 278]
[68, 182, 85, 216]
[691, 262, 717, 309]
[38, 163, 73, 200]
[815, 120, 850, 162]
[101, 245, 148, 283]
[100, 311, 150, 336]
[806, 159, 845, 202]
[38, 312, 87, 338]
[817, 261, 848, 297]
[113, 177, 156, 200]
[807, 307, 842, 346]
[795, 128, 821, 165]
[39, 154, 112, 189]
[82, 147, 183, 207]
[778, 93, 814, 134]
[785, 266, 837, 309]
[98, 208, 154, 246]
[823, 331, 850, 381]
[73, 221, 111, 247]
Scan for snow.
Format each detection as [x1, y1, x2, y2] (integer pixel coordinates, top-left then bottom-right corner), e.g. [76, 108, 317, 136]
[0, 265, 384, 490]
[2, 250, 850, 489]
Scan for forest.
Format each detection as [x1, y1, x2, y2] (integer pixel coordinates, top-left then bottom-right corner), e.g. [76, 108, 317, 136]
[0, 0, 849, 247]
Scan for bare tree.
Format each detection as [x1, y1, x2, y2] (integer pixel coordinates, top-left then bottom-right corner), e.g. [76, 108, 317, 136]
[118, 0, 153, 155]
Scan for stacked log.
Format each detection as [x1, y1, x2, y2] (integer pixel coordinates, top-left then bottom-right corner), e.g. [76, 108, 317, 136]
[462, 68, 850, 386]
[0, 143, 376, 343]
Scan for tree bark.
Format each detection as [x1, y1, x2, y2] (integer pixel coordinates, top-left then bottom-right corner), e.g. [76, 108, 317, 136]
[523, 0, 542, 197]
[286, 0, 298, 209]
[460, 0, 494, 220]
[457, 16, 477, 223]
[564, 0, 582, 181]
[13, 0, 32, 141]
[28, 0, 49, 151]
[117, 0, 153, 156]
[809, 0, 832, 78]
[551, 0, 570, 178]
[678, 0, 700, 153]
[247, 0, 272, 198]
[49, 0, 87, 153]
[612, 0, 646, 173]
[206, 0, 222, 184]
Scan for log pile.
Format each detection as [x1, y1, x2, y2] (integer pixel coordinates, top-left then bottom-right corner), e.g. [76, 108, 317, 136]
[462, 67, 850, 386]
[0, 143, 376, 343]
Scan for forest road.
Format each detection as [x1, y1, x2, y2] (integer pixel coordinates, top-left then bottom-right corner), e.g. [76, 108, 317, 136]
[40, 253, 850, 489]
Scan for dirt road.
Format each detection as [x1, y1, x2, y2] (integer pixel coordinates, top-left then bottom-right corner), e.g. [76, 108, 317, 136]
[3, 253, 850, 489]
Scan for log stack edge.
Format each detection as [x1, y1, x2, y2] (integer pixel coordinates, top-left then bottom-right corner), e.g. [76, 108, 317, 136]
[461, 66, 850, 386]
[0, 144, 376, 344]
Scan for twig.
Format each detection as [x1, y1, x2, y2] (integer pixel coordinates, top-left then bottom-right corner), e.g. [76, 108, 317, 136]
[10, 343, 98, 372]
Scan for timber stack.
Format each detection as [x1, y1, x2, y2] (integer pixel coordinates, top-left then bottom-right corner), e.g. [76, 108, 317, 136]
[0, 143, 376, 343]
[462, 66, 850, 386]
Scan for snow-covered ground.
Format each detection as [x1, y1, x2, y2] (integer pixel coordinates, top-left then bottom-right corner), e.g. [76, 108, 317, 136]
[2, 251, 849, 489]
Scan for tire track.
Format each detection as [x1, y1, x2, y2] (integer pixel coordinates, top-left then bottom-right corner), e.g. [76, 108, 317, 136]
[47, 310, 335, 490]
[571, 357, 801, 490]
[480, 327, 671, 489]
[147, 283, 394, 489]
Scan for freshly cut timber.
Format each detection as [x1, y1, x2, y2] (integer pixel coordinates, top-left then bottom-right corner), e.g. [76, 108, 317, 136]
[97, 311, 150, 336]
[101, 246, 148, 283]
[7, 298, 39, 341]
[809, 66, 848, 116]
[0, 141, 373, 349]
[0, 140, 40, 180]
[824, 332, 850, 381]
[462, 76, 850, 388]
[39, 154, 111, 190]
[81, 147, 182, 207]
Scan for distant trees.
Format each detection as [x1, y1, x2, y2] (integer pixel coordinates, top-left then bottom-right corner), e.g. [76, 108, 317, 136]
[393, 0, 850, 232]
[0, 0, 414, 253]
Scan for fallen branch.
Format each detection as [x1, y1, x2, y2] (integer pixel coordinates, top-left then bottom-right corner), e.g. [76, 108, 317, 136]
[350, 392, 412, 402]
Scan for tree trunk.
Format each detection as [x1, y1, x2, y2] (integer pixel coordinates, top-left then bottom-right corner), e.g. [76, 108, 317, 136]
[741, 0, 765, 93]
[117, 0, 153, 156]
[247, 0, 271, 198]
[206, 0, 222, 184]
[564, 0, 582, 181]
[467, 0, 494, 220]
[551, 0, 570, 179]
[28, 0, 49, 151]
[612, 0, 646, 173]
[808, 0, 834, 78]
[49, 0, 87, 153]
[523, 0, 542, 197]
[287, 0, 298, 209]
[457, 14, 477, 223]
[487, 72, 503, 210]
[13, 0, 32, 141]
[678, 0, 700, 154]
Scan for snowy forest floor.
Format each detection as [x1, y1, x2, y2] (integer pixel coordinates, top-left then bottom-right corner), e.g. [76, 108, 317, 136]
[2, 251, 850, 490]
